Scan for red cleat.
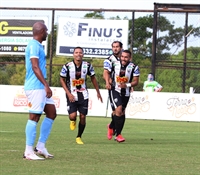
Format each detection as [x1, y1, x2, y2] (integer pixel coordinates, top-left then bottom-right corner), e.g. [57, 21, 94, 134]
[115, 134, 125, 142]
[107, 124, 113, 140]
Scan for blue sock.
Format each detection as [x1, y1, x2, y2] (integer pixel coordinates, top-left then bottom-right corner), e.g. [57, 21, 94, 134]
[25, 120, 37, 146]
[38, 117, 54, 143]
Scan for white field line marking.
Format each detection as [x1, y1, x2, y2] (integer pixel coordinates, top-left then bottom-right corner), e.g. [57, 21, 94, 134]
[0, 130, 14, 132]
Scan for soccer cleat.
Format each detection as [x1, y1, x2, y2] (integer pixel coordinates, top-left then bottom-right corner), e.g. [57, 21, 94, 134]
[76, 137, 84, 144]
[107, 124, 113, 140]
[23, 152, 45, 160]
[115, 134, 125, 143]
[34, 147, 54, 159]
[70, 121, 76, 130]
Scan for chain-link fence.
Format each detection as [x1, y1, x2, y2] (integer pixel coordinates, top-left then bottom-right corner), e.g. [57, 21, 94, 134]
[152, 3, 200, 93]
[0, 4, 199, 92]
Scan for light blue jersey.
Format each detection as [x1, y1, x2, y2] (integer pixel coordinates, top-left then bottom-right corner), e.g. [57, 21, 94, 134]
[24, 39, 46, 90]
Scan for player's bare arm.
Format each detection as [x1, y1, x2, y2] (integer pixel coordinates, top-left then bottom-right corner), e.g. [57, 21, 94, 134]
[104, 69, 111, 90]
[60, 77, 75, 102]
[90, 75, 103, 103]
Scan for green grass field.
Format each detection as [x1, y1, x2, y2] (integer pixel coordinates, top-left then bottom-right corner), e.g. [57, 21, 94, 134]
[0, 112, 200, 175]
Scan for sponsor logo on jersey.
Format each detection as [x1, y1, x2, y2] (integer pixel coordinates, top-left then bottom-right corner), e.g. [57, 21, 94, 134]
[116, 76, 128, 83]
[72, 78, 84, 86]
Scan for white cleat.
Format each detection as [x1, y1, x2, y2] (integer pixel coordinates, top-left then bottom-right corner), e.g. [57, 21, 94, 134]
[23, 152, 45, 160]
[34, 147, 54, 159]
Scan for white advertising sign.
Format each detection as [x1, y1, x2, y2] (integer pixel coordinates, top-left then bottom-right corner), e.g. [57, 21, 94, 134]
[56, 17, 129, 58]
[0, 85, 109, 117]
[0, 85, 199, 122]
[0, 17, 48, 55]
[126, 91, 200, 122]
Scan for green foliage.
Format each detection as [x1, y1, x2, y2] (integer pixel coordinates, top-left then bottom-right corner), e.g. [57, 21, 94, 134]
[50, 56, 105, 88]
[1, 50, 200, 93]
[137, 59, 152, 85]
[47, 25, 57, 58]
[9, 63, 25, 85]
[176, 47, 200, 60]
[185, 70, 200, 93]
[1, 13, 200, 93]
[50, 56, 73, 87]
[0, 64, 18, 85]
[84, 11, 105, 19]
[0, 70, 10, 84]
[157, 69, 183, 92]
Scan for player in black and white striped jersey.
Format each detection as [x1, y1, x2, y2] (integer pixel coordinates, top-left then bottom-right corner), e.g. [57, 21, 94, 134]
[104, 50, 140, 142]
[103, 41, 123, 140]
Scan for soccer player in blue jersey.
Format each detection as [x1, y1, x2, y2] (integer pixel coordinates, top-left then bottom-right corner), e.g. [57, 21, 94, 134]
[60, 47, 103, 144]
[23, 22, 57, 160]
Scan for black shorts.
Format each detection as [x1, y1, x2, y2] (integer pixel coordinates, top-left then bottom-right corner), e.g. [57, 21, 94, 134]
[108, 89, 130, 112]
[67, 98, 88, 116]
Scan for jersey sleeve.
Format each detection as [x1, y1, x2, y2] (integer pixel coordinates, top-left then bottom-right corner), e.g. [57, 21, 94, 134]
[60, 64, 68, 78]
[103, 59, 112, 72]
[133, 65, 140, 77]
[87, 63, 95, 76]
[29, 43, 40, 59]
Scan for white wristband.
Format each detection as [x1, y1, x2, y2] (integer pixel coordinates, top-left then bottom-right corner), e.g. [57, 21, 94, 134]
[126, 83, 131, 87]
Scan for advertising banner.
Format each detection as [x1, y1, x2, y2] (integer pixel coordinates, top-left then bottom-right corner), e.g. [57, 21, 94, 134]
[56, 17, 129, 58]
[0, 17, 48, 55]
[0, 85, 109, 117]
[1, 85, 199, 122]
[126, 91, 200, 122]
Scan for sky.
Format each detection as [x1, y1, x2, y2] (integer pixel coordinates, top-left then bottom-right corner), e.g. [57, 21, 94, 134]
[1, 0, 200, 19]
[0, 0, 199, 10]
[1, 0, 199, 53]
[0, 0, 199, 22]
[1, 0, 199, 21]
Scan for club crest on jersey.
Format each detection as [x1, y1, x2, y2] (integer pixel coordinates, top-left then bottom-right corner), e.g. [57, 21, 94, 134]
[116, 76, 128, 83]
[82, 69, 86, 74]
[127, 68, 131, 73]
[72, 78, 84, 86]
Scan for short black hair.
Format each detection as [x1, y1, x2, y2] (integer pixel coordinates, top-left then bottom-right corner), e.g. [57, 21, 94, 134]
[73, 46, 83, 53]
[148, 73, 154, 76]
[122, 49, 132, 57]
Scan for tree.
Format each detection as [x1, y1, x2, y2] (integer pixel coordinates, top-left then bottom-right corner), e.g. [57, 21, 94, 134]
[84, 11, 104, 19]
[1, 12, 200, 93]
[9, 63, 25, 85]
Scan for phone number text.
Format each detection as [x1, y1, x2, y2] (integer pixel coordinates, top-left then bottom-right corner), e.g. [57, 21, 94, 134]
[83, 48, 112, 55]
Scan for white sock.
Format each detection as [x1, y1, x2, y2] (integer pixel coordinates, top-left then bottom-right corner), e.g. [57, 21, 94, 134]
[36, 142, 45, 151]
[25, 145, 33, 155]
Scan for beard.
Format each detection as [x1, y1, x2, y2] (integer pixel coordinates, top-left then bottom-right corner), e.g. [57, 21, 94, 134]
[113, 50, 120, 56]
[42, 34, 47, 41]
